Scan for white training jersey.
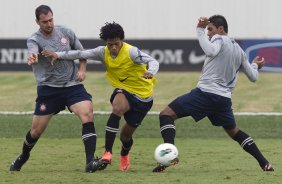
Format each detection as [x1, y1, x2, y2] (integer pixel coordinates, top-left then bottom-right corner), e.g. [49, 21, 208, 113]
[196, 27, 259, 98]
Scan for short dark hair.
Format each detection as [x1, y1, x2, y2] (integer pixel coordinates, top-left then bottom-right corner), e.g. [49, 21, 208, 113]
[99, 22, 125, 41]
[208, 15, 228, 33]
[35, 5, 53, 20]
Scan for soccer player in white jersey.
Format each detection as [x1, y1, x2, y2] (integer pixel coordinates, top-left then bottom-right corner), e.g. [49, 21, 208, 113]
[42, 22, 159, 171]
[9, 5, 101, 173]
[152, 15, 274, 172]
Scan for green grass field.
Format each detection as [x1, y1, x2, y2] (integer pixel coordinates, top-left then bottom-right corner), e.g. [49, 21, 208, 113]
[0, 72, 281, 183]
[1, 138, 280, 184]
[0, 115, 281, 184]
[1, 72, 282, 112]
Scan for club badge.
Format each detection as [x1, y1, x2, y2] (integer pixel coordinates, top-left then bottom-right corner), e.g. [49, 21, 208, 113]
[60, 37, 68, 46]
[40, 103, 47, 112]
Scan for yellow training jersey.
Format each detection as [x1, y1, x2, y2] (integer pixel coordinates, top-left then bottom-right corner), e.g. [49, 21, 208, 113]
[104, 42, 156, 98]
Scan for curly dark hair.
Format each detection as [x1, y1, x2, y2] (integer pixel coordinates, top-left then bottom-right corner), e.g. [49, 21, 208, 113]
[99, 22, 125, 41]
[208, 15, 228, 33]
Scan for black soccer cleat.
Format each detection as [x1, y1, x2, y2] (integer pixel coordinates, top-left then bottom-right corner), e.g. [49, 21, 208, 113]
[10, 154, 30, 171]
[93, 156, 109, 171]
[85, 159, 108, 173]
[152, 164, 168, 172]
[85, 159, 99, 173]
[97, 160, 108, 170]
[152, 157, 179, 172]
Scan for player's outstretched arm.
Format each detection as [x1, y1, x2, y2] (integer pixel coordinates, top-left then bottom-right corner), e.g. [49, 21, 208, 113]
[41, 50, 58, 65]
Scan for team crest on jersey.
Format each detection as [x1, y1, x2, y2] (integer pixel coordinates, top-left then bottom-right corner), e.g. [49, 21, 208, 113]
[60, 37, 68, 46]
[39, 103, 47, 112]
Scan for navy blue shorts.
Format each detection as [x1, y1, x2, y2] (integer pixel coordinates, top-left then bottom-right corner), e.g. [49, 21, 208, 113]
[34, 84, 92, 115]
[110, 88, 153, 128]
[169, 88, 236, 129]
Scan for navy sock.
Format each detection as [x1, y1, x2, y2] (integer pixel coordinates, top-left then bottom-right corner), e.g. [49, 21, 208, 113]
[82, 122, 96, 164]
[233, 130, 268, 167]
[22, 130, 38, 157]
[120, 138, 133, 156]
[160, 115, 176, 144]
[105, 113, 121, 153]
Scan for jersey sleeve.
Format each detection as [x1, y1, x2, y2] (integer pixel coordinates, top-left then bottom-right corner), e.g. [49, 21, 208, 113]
[129, 47, 159, 75]
[197, 27, 222, 57]
[239, 51, 259, 82]
[27, 37, 39, 54]
[68, 29, 83, 50]
[56, 46, 105, 62]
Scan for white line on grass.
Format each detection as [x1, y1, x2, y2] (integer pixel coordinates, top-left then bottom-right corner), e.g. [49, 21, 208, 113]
[1, 111, 282, 116]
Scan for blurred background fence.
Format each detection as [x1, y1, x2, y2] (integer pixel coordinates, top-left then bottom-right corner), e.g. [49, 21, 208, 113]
[1, 0, 282, 72]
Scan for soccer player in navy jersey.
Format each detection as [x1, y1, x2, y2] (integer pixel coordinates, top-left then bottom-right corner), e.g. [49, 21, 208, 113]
[9, 5, 100, 173]
[153, 15, 274, 172]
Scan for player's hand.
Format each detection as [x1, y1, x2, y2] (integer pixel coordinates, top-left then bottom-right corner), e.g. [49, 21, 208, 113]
[41, 50, 58, 65]
[197, 17, 209, 28]
[252, 56, 265, 70]
[27, 53, 38, 65]
[142, 72, 153, 79]
[77, 69, 86, 81]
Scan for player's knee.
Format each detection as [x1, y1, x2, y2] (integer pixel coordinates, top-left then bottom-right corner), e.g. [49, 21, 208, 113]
[159, 110, 168, 116]
[82, 110, 94, 122]
[159, 106, 176, 118]
[112, 107, 126, 116]
[87, 110, 94, 119]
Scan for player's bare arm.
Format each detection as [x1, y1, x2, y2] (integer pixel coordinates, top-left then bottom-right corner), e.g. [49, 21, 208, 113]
[77, 59, 87, 82]
[27, 53, 38, 65]
[252, 56, 265, 69]
[41, 50, 58, 65]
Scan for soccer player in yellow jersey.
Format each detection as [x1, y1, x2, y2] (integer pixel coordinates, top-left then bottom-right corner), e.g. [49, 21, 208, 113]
[42, 22, 159, 172]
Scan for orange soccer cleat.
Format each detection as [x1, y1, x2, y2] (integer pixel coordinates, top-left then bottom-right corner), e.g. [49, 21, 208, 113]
[120, 154, 130, 172]
[100, 151, 112, 164]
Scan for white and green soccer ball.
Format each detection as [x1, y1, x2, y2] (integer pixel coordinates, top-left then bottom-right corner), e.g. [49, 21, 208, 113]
[154, 143, 179, 166]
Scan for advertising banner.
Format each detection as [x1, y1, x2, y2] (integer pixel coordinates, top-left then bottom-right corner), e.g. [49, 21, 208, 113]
[1, 39, 282, 72]
[240, 40, 282, 72]
[0, 39, 206, 71]
[0, 40, 31, 71]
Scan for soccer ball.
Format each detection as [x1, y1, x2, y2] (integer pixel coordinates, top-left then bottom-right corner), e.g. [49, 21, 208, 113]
[154, 143, 179, 166]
